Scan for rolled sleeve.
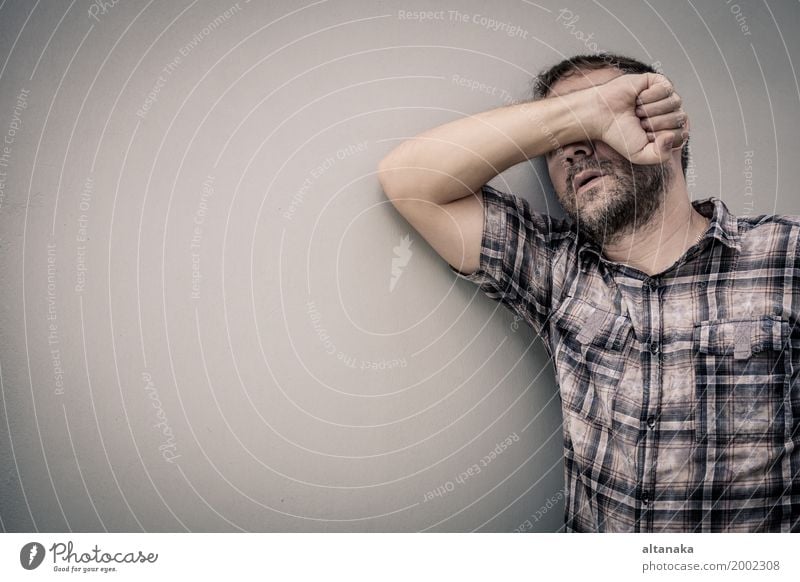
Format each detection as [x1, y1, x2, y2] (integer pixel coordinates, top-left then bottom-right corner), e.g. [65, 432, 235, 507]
[449, 184, 560, 334]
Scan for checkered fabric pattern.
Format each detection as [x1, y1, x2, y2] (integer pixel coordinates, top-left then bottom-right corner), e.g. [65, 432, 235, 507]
[450, 184, 800, 532]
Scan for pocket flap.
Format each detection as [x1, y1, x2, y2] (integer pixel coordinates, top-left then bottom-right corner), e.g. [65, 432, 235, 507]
[694, 315, 788, 359]
[554, 296, 632, 351]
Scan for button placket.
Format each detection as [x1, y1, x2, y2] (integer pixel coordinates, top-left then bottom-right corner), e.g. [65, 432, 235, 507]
[639, 274, 662, 530]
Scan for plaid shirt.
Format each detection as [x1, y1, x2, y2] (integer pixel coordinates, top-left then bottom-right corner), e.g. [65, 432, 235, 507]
[450, 184, 800, 532]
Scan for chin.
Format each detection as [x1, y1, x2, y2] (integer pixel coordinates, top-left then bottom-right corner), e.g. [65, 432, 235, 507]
[575, 183, 617, 211]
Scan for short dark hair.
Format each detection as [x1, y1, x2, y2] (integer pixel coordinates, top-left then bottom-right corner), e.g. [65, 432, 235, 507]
[531, 53, 689, 177]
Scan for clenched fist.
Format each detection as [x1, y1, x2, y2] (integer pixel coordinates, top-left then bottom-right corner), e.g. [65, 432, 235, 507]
[586, 72, 688, 165]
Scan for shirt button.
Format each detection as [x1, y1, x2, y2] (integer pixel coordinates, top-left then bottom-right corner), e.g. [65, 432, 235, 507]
[649, 342, 660, 354]
[647, 279, 659, 290]
[647, 415, 656, 428]
[642, 492, 650, 505]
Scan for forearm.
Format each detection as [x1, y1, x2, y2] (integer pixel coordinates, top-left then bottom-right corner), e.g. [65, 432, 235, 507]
[378, 92, 597, 205]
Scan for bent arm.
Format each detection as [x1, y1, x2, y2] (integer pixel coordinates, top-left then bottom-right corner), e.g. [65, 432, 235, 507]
[376, 72, 682, 275]
[377, 92, 597, 208]
[376, 93, 597, 275]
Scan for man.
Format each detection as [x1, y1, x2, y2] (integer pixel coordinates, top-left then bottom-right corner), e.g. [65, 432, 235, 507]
[377, 53, 799, 532]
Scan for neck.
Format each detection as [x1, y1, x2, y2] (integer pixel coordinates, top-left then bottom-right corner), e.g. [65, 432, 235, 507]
[601, 177, 708, 276]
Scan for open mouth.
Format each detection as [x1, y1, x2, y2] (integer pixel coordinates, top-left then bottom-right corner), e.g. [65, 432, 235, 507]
[572, 169, 605, 193]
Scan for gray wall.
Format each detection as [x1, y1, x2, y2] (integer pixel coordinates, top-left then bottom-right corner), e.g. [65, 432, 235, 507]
[0, 0, 798, 532]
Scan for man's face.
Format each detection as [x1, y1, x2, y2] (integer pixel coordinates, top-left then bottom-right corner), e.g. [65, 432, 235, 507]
[544, 67, 673, 245]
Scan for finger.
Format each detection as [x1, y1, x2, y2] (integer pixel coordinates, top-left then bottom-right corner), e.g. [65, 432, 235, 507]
[635, 93, 682, 117]
[633, 133, 674, 164]
[636, 78, 673, 105]
[640, 111, 687, 132]
[669, 128, 689, 149]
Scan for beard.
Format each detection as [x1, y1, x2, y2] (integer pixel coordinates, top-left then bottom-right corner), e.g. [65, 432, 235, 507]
[558, 158, 672, 246]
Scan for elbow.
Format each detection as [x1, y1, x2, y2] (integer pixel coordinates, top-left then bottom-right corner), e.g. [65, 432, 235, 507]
[376, 153, 394, 186]
[377, 149, 406, 200]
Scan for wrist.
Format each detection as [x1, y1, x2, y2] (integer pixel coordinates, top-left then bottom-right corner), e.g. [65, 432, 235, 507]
[546, 88, 605, 150]
[570, 86, 607, 141]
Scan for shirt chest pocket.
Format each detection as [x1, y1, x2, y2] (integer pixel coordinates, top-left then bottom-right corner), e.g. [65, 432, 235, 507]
[693, 316, 792, 443]
[552, 296, 634, 424]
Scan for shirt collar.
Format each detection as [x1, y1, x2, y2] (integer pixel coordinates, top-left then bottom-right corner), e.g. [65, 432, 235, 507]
[576, 196, 741, 262]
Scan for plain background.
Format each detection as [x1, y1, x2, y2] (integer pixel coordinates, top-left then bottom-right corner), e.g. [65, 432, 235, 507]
[0, 0, 798, 532]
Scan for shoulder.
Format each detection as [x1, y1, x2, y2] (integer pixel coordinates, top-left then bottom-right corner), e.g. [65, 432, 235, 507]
[731, 208, 800, 265]
[480, 183, 575, 247]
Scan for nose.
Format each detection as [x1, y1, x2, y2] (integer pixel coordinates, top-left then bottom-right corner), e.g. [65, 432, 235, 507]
[562, 140, 595, 165]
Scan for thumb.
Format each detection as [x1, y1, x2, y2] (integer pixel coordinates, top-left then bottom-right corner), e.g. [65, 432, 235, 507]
[634, 132, 673, 164]
[654, 132, 673, 159]
[655, 131, 673, 157]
